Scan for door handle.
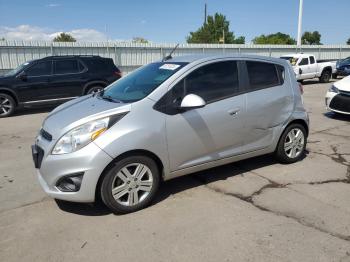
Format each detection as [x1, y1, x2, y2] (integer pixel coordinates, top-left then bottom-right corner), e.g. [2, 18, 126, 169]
[228, 108, 240, 116]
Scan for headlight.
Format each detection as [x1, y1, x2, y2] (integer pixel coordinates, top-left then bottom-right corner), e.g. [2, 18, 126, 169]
[52, 114, 126, 155]
[329, 85, 339, 94]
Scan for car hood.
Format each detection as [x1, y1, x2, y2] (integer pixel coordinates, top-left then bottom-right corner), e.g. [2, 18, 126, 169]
[42, 95, 131, 140]
[334, 76, 350, 92]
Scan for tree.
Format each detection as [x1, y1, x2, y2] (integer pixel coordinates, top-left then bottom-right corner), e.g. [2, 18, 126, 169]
[53, 32, 76, 42]
[252, 32, 296, 45]
[187, 13, 245, 44]
[347, 38, 350, 45]
[132, 37, 149, 43]
[0, 37, 5, 41]
[302, 31, 322, 45]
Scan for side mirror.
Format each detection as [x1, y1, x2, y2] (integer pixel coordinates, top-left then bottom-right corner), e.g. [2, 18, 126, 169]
[17, 71, 27, 81]
[180, 94, 206, 110]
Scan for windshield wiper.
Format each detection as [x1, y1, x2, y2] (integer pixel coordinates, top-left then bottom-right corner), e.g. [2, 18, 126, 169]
[100, 95, 123, 103]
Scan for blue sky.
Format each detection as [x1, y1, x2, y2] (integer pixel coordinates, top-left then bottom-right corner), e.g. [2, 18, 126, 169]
[0, 0, 349, 44]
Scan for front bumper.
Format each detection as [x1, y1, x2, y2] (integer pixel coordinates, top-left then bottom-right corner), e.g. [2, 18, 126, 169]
[325, 91, 350, 115]
[33, 136, 113, 203]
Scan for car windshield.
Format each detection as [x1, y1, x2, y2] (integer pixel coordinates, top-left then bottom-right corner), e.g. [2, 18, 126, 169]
[4, 61, 31, 76]
[339, 58, 350, 66]
[101, 62, 188, 103]
[280, 56, 298, 66]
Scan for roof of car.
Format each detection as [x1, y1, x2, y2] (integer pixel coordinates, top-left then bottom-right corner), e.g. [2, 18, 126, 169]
[166, 54, 287, 65]
[41, 55, 104, 60]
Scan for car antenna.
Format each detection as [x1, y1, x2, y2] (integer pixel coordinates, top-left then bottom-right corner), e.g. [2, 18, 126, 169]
[162, 43, 179, 62]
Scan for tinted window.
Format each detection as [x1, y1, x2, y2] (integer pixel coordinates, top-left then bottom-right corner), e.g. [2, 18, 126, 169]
[26, 61, 52, 77]
[246, 61, 280, 89]
[299, 58, 309, 66]
[309, 56, 315, 64]
[54, 60, 79, 74]
[172, 61, 239, 104]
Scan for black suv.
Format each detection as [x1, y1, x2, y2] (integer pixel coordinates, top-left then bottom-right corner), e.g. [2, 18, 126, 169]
[0, 55, 122, 117]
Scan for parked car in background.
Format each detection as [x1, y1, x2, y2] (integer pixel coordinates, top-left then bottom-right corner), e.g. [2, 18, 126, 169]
[32, 55, 309, 214]
[0, 55, 122, 117]
[326, 75, 350, 115]
[334, 57, 350, 78]
[280, 53, 336, 83]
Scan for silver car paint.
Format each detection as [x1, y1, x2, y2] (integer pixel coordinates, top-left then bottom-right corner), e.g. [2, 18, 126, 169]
[35, 54, 308, 202]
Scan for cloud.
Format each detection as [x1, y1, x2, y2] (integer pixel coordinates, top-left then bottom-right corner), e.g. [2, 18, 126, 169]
[46, 3, 60, 8]
[0, 25, 108, 42]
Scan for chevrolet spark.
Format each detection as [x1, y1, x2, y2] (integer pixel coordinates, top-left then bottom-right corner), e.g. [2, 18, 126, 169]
[32, 55, 309, 214]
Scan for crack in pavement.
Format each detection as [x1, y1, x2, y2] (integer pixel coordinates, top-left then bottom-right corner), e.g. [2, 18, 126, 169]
[192, 173, 350, 242]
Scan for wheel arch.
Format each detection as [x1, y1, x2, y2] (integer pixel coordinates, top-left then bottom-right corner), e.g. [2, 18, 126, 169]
[321, 66, 332, 74]
[95, 149, 164, 202]
[0, 87, 19, 106]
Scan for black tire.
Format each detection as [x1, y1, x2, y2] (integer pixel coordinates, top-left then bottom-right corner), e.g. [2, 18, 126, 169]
[0, 93, 16, 118]
[275, 123, 307, 164]
[319, 70, 331, 83]
[86, 86, 104, 95]
[332, 73, 338, 79]
[100, 155, 160, 214]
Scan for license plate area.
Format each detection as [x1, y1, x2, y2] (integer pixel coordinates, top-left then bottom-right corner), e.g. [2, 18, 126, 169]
[31, 145, 44, 169]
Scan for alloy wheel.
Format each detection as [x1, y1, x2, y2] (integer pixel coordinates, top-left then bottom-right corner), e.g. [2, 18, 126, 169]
[284, 128, 305, 159]
[0, 95, 13, 116]
[111, 163, 153, 206]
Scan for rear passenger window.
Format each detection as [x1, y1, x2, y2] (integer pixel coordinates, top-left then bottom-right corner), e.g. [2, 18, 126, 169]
[54, 60, 79, 74]
[299, 58, 309, 66]
[246, 61, 280, 90]
[309, 56, 315, 64]
[173, 61, 239, 103]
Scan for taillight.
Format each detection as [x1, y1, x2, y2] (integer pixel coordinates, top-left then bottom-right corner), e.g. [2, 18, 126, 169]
[114, 71, 122, 78]
[298, 83, 304, 94]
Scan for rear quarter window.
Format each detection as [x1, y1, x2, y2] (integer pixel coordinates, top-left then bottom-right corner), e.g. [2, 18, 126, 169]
[246, 61, 283, 90]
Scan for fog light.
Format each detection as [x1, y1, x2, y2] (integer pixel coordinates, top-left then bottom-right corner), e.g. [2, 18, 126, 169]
[56, 173, 84, 192]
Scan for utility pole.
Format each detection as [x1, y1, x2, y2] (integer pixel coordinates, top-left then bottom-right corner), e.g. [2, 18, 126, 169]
[297, 0, 303, 46]
[204, 3, 207, 25]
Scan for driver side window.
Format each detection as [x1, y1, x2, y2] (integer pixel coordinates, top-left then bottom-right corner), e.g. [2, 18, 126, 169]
[172, 61, 239, 104]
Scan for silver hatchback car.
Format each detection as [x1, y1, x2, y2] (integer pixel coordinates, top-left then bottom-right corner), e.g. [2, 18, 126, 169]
[32, 55, 309, 214]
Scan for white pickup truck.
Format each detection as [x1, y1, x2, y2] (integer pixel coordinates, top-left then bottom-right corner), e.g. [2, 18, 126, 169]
[280, 53, 337, 83]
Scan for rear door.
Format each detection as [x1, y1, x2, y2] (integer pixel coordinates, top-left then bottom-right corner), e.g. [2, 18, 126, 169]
[50, 59, 87, 98]
[242, 60, 293, 152]
[15, 60, 53, 102]
[164, 60, 246, 171]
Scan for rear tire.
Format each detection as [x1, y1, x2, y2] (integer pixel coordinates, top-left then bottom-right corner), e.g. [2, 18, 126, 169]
[0, 93, 16, 118]
[319, 70, 331, 83]
[86, 86, 104, 95]
[275, 124, 307, 164]
[100, 155, 160, 214]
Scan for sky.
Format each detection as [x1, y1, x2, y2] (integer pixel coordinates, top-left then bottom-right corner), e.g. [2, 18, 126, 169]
[0, 0, 349, 44]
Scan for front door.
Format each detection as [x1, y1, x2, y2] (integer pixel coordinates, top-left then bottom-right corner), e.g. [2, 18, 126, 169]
[164, 60, 246, 171]
[15, 60, 53, 102]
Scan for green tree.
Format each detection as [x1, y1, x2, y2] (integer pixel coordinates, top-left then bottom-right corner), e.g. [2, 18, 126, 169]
[0, 37, 5, 41]
[252, 32, 296, 45]
[132, 37, 149, 43]
[302, 31, 322, 45]
[53, 32, 76, 42]
[187, 13, 245, 44]
[347, 38, 350, 45]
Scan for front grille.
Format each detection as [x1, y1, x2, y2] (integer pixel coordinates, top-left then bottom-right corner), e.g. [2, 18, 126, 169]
[329, 94, 350, 113]
[40, 129, 52, 141]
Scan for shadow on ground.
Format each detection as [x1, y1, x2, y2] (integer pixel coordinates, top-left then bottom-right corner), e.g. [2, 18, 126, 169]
[324, 112, 350, 122]
[55, 153, 296, 216]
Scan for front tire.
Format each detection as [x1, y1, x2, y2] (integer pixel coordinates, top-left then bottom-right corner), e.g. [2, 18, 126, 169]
[0, 93, 15, 118]
[100, 155, 160, 214]
[275, 124, 307, 164]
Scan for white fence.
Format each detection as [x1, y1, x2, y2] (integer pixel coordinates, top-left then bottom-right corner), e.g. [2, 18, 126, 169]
[1, 41, 350, 74]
